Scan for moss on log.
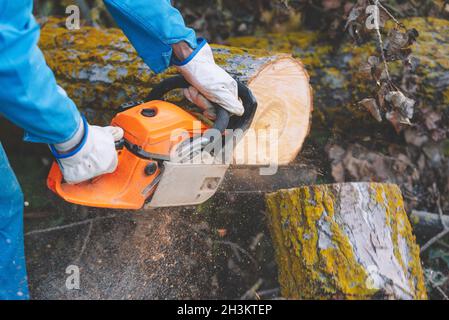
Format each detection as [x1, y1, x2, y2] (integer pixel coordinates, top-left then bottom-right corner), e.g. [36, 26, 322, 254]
[265, 183, 427, 300]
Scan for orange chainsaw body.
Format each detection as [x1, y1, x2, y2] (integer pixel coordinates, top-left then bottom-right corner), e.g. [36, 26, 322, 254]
[47, 101, 209, 209]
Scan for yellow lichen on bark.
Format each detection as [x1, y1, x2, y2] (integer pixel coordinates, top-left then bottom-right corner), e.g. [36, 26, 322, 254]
[266, 185, 376, 299]
[372, 184, 427, 299]
[266, 183, 427, 300]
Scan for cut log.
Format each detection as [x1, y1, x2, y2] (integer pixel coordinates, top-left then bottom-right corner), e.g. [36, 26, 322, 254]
[38, 18, 312, 166]
[265, 182, 427, 300]
[234, 57, 312, 165]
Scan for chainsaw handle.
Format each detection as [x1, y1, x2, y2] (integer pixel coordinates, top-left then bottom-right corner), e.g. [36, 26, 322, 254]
[146, 76, 191, 100]
[146, 76, 257, 134]
[213, 107, 231, 134]
[147, 76, 230, 133]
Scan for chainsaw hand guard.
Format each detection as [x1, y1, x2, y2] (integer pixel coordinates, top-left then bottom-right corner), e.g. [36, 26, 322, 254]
[148, 76, 257, 163]
[146, 75, 257, 134]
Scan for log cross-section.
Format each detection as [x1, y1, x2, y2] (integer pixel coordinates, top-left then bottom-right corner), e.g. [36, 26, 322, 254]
[265, 183, 427, 300]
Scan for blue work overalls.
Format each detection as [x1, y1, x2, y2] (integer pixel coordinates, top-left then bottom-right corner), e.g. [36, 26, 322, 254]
[0, 0, 196, 299]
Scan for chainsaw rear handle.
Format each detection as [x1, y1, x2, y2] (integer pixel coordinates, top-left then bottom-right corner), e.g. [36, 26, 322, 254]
[146, 76, 257, 134]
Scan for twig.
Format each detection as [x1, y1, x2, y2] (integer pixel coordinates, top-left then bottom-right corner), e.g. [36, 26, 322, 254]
[377, 273, 414, 297]
[74, 220, 93, 263]
[250, 233, 264, 251]
[230, 244, 243, 262]
[437, 194, 449, 229]
[256, 288, 280, 298]
[240, 278, 263, 300]
[437, 240, 449, 250]
[420, 194, 449, 252]
[377, 1, 403, 26]
[374, 1, 392, 83]
[421, 228, 449, 252]
[25, 214, 117, 236]
[177, 220, 258, 267]
[435, 286, 449, 300]
[215, 240, 258, 266]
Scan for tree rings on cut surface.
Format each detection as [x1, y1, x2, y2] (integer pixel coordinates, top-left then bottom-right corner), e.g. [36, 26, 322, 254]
[235, 56, 313, 166]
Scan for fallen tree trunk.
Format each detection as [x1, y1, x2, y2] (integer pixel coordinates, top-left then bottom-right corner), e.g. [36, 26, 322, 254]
[265, 182, 427, 299]
[411, 210, 449, 236]
[38, 18, 312, 165]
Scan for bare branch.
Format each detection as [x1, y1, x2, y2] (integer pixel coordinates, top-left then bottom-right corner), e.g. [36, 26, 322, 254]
[25, 214, 117, 236]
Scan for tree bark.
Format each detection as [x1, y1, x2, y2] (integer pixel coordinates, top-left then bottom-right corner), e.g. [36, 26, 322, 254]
[38, 18, 312, 166]
[265, 182, 427, 300]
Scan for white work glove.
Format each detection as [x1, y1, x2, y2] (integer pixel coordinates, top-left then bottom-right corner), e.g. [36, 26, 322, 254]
[183, 86, 217, 120]
[50, 116, 124, 184]
[174, 39, 244, 116]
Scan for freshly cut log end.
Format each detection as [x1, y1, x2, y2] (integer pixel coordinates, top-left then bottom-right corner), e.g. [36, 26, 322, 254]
[235, 56, 313, 166]
[38, 19, 312, 166]
[265, 183, 427, 300]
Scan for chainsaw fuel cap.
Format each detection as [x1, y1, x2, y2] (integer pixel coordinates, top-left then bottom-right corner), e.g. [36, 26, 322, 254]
[141, 108, 157, 117]
[144, 162, 158, 176]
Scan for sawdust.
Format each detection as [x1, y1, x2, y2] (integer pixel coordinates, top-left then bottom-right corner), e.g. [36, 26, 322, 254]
[25, 206, 216, 299]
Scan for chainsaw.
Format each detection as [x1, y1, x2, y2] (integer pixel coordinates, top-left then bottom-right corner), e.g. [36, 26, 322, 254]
[47, 76, 257, 209]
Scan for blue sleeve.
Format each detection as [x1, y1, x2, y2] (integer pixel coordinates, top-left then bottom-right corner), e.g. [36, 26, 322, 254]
[104, 0, 197, 74]
[0, 1, 81, 144]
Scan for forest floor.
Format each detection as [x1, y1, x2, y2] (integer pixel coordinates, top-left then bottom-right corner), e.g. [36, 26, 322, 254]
[7, 129, 320, 299]
[5, 131, 446, 299]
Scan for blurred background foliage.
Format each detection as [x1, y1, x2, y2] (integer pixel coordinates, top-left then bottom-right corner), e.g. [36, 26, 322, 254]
[33, 0, 449, 42]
